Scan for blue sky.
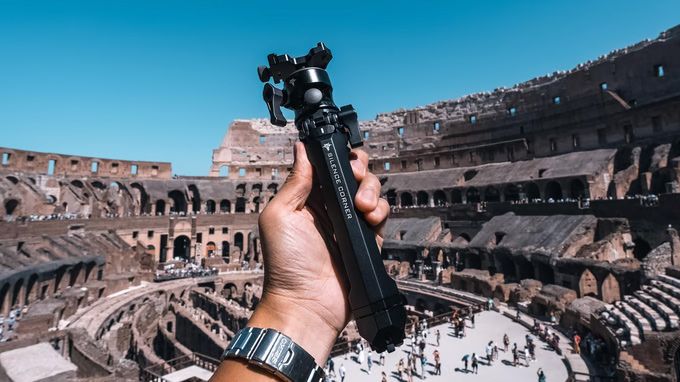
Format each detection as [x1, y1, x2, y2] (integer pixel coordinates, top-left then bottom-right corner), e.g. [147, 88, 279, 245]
[1, 1, 679, 175]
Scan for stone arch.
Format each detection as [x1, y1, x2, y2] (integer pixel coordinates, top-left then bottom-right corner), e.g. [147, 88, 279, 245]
[385, 189, 397, 206]
[503, 184, 520, 202]
[71, 180, 84, 188]
[433, 190, 447, 206]
[0, 283, 9, 313]
[416, 191, 429, 207]
[206, 200, 216, 213]
[25, 274, 38, 305]
[267, 183, 278, 194]
[69, 263, 83, 287]
[526, 182, 540, 201]
[451, 189, 463, 204]
[155, 199, 166, 215]
[173, 235, 191, 260]
[206, 242, 216, 257]
[6, 176, 19, 184]
[601, 273, 621, 304]
[11, 278, 24, 307]
[466, 187, 480, 203]
[545, 181, 563, 200]
[578, 269, 598, 297]
[484, 186, 501, 202]
[253, 196, 261, 213]
[188, 184, 201, 213]
[633, 238, 652, 260]
[235, 197, 246, 213]
[569, 179, 586, 199]
[168, 190, 187, 213]
[221, 241, 230, 258]
[130, 183, 149, 214]
[400, 192, 413, 207]
[234, 233, 244, 253]
[4, 199, 19, 216]
[219, 199, 231, 213]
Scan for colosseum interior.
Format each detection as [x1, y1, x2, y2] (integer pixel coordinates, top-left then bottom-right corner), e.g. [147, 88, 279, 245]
[1, 23, 680, 382]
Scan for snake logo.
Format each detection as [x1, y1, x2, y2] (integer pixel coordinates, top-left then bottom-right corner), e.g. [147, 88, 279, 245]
[323, 143, 332, 152]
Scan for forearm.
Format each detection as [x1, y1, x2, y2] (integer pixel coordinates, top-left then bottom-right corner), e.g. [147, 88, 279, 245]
[209, 293, 339, 381]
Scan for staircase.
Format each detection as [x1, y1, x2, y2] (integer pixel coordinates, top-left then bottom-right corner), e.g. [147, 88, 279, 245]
[619, 351, 650, 374]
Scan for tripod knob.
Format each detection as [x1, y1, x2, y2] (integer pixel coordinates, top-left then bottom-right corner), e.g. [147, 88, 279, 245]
[263, 83, 287, 126]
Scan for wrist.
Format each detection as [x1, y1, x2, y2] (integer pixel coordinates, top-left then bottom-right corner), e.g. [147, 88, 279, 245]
[247, 292, 340, 365]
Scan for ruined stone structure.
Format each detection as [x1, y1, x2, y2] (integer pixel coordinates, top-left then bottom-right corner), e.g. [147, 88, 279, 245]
[0, 24, 679, 381]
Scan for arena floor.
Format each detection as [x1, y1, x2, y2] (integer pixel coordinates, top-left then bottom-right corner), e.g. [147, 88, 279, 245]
[330, 310, 569, 382]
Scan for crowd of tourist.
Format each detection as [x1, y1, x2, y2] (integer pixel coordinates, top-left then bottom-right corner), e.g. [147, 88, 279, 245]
[0, 306, 26, 343]
[154, 259, 219, 281]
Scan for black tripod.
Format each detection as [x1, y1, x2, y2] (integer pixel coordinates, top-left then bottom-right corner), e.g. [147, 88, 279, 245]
[257, 42, 406, 353]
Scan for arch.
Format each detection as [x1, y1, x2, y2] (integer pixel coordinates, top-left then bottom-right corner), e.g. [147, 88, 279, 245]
[235, 197, 247, 213]
[633, 238, 652, 261]
[578, 269, 598, 297]
[173, 235, 191, 260]
[503, 184, 520, 202]
[206, 242, 216, 257]
[459, 233, 471, 242]
[11, 279, 24, 307]
[525, 182, 540, 201]
[400, 192, 413, 207]
[168, 190, 187, 213]
[130, 183, 149, 214]
[451, 189, 463, 204]
[385, 189, 397, 206]
[234, 233, 244, 252]
[463, 170, 478, 181]
[569, 179, 586, 199]
[465, 188, 480, 203]
[219, 165, 229, 177]
[267, 183, 278, 193]
[416, 191, 429, 207]
[4, 199, 19, 216]
[219, 199, 231, 213]
[545, 181, 563, 200]
[601, 273, 621, 304]
[253, 196, 261, 213]
[236, 183, 247, 196]
[155, 200, 166, 215]
[71, 180, 84, 188]
[188, 184, 201, 213]
[484, 186, 500, 202]
[206, 200, 216, 213]
[69, 263, 83, 287]
[536, 262, 555, 284]
[91, 181, 106, 190]
[25, 274, 38, 305]
[433, 190, 447, 206]
[221, 241, 230, 259]
[6, 176, 19, 185]
[0, 283, 9, 312]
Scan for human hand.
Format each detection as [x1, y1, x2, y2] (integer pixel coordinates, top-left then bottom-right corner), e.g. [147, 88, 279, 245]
[251, 142, 389, 364]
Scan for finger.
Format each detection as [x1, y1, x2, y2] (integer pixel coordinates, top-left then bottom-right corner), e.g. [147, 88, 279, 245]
[349, 149, 369, 182]
[267, 142, 313, 212]
[363, 198, 389, 227]
[354, 172, 381, 212]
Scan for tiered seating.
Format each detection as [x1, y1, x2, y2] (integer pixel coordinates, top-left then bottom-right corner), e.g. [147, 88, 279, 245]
[624, 294, 667, 331]
[615, 300, 653, 334]
[603, 304, 642, 346]
[634, 290, 679, 330]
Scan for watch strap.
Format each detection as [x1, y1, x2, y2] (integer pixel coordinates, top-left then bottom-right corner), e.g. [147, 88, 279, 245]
[223, 327, 325, 382]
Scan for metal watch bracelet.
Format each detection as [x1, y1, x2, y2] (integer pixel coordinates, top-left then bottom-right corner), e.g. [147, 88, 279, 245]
[222, 327, 326, 382]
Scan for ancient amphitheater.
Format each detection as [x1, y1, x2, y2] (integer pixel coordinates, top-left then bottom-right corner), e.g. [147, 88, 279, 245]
[0, 24, 679, 382]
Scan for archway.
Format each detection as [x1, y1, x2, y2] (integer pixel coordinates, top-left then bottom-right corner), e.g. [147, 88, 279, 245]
[451, 189, 463, 204]
[168, 190, 187, 213]
[526, 182, 540, 201]
[130, 183, 149, 214]
[503, 184, 520, 202]
[220, 199, 231, 213]
[545, 181, 563, 200]
[173, 236, 191, 260]
[466, 188, 480, 203]
[221, 241, 230, 259]
[206, 242, 216, 257]
[0, 284, 8, 313]
[416, 191, 429, 207]
[155, 199, 166, 215]
[253, 196, 261, 213]
[400, 192, 413, 207]
[188, 185, 201, 213]
[633, 238, 652, 260]
[433, 190, 447, 206]
[234, 233, 244, 253]
[25, 274, 38, 305]
[569, 179, 586, 199]
[206, 200, 216, 213]
[385, 189, 397, 206]
[579, 269, 598, 297]
[4, 199, 19, 216]
[235, 197, 246, 213]
[484, 186, 501, 202]
[11, 279, 24, 307]
[601, 274, 621, 304]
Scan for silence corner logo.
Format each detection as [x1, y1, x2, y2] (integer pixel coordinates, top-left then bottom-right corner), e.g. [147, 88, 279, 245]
[323, 143, 332, 152]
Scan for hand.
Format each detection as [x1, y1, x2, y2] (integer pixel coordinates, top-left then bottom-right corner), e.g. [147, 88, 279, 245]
[211, 142, 389, 381]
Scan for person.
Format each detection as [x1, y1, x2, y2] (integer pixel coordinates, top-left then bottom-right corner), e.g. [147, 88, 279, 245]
[471, 353, 479, 374]
[379, 351, 385, 366]
[420, 354, 427, 379]
[529, 340, 536, 361]
[327, 358, 335, 377]
[503, 333, 510, 352]
[512, 343, 519, 366]
[358, 346, 366, 365]
[462, 354, 469, 372]
[524, 345, 531, 366]
[209, 145, 389, 381]
[433, 349, 441, 375]
[516, 309, 521, 321]
[435, 329, 441, 346]
[470, 313, 476, 329]
[339, 364, 346, 382]
[574, 333, 581, 354]
[486, 341, 493, 363]
[398, 358, 405, 381]
[487, 297, 494, 311]
[367, 350, 373, 374]
[537, 368, 547, 382]
[405, 363, 413, 382]
[381, 371, 388, 382]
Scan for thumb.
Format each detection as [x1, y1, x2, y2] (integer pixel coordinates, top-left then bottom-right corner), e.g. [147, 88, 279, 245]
[272, 142, 314, 211]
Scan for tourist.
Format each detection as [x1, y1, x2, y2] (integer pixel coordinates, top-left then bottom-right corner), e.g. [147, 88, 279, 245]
[486, 341, 493, 364]
[359, 345, 366, 365]
[503, 333, 510, 352]
[397, 358, 405, 381]
[516, 309, 521, 321]
[471, 353, 479, 374]
[524, 345, 531, 366]
[470, 312, 476, 328]
[453, 319, 460, 337]
[379, 351, 385, 366]
[381, 371, 388, 382]
[433, 349, 441, 375]
[405, 363, 413, 382]
[529, 340, 536, 360]
[420, 354, 427, 379]
[367, 349, 373, 374]
[512, 343, 519, 366]
[549, 311, 557, 325]
[487, 297, 494, 310]
[327, 358, 335, 377]
[493, 341, 499, 360]
[537, 368, 547, 382]
[462, 354, 469, 371]
[435, 329, 441, 346]
[339, 364, 346, 382]
[573, 333, 581, 354]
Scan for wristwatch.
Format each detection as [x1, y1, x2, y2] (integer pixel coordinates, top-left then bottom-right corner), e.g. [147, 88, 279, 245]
[222, 327, 326, 382]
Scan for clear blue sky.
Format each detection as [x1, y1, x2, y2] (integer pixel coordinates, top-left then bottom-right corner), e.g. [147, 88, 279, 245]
[1, 1, 679, 175]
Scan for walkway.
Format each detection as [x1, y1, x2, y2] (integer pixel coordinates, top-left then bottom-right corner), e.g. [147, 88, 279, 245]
[330, 310, 569, 382]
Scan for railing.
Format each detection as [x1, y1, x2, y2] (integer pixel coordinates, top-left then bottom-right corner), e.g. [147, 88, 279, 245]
[140, 353, 221, 382]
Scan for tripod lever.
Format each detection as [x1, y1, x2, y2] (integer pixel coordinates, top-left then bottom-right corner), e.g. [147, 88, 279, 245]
[263, 83, 287, 126]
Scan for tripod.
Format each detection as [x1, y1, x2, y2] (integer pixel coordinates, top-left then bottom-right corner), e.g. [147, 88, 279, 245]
[257, 42, 406, 353]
